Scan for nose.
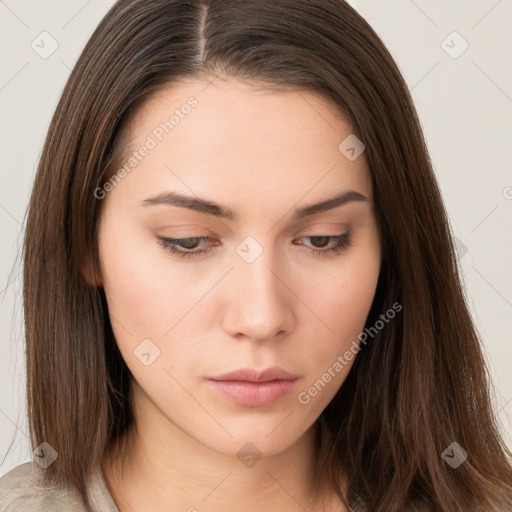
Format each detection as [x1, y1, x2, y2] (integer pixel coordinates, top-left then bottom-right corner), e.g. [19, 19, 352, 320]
[221, 249, 295, 343]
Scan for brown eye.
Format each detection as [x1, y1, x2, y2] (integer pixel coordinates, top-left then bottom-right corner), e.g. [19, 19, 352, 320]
[294, 233, 352, 255]
[156, 236, 213, 259]
[310, 236, 330, 248]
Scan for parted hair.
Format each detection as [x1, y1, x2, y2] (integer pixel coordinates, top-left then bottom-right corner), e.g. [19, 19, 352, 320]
[20, 0, 512, 510]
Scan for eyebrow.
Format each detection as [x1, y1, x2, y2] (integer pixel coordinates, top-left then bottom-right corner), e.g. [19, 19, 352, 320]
[141, 189, 368, 221]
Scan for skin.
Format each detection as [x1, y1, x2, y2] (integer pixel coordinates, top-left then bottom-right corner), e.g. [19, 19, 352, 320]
[96, 77, 382, 512]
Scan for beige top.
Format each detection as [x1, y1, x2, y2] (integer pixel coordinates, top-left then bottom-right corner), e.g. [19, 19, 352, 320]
[0, 461, 119, 512]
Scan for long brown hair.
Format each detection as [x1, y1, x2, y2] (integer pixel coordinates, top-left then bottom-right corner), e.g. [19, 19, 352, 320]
[21, 0, 512, 510]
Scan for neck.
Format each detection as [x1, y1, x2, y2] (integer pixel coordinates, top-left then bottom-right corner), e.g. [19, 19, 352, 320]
[102, 381, 346, 512]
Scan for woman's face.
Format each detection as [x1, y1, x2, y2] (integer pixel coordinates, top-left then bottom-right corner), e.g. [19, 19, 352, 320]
[96, 78, 381, 459]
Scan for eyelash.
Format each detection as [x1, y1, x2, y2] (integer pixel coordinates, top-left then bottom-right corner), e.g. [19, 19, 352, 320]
[156, 233, 352, 259]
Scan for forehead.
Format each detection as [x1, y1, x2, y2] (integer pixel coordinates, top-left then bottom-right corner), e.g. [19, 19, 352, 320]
[110, 77, 373, 213]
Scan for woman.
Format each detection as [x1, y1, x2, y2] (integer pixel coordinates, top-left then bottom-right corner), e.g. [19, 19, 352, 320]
[1, 0, 511, 510]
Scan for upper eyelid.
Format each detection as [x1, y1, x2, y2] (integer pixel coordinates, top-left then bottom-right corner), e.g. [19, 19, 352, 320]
[165, 231, 348, 242]
[159, 221, 349, 237]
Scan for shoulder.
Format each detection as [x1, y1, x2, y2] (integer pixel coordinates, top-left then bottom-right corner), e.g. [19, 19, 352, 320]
[0, 461, 88, 512]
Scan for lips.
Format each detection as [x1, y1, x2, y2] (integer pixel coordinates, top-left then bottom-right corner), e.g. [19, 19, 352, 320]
[207, 366, 300, 407]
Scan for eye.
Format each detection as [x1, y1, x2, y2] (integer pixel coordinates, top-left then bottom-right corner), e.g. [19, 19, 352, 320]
[156, 235, 214, 259]
[294, 233, 352, 255]
[156, 233, 352, 259]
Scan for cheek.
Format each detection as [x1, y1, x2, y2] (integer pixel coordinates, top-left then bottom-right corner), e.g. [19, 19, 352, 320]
[298, 244, 381, 388]
[99, 234, 202, 396]
[98, 221, 220, 381]
[98, 221, 184, 354]
[309, 250, 380, 340]
[101, 249, 167, 332]
[99, 213, 197, 330]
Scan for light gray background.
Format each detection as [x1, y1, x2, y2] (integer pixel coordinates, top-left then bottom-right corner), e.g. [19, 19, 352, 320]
[1, 0, 511, 476]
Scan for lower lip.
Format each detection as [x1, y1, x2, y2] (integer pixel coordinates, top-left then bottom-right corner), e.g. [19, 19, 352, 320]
[207, 379, 298, 407]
